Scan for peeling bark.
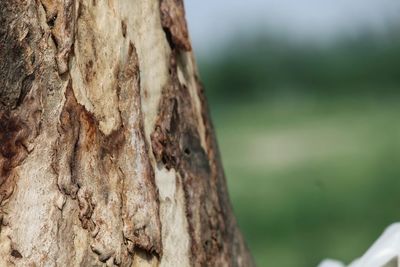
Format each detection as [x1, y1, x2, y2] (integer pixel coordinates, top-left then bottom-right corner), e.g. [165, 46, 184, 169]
[0, 0, 254, 266]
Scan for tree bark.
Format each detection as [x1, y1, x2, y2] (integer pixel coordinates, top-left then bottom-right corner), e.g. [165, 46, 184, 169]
[0, 0, 254, 266]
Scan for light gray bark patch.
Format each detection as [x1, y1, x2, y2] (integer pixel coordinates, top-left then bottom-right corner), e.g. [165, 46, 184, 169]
[160, 0, 191, 51]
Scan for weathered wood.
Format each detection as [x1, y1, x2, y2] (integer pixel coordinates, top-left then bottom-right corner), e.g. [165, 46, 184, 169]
[0, 0, 254, 266]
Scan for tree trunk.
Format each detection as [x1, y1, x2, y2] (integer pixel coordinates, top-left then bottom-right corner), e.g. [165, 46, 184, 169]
[0, 0, 253, 266]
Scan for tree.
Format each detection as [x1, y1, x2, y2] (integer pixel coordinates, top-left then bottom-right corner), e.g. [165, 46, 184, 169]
[0, 0, 254, 266]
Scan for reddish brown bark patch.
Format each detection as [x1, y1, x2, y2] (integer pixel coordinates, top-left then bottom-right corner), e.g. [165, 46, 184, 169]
[160, 0, 191, 51]
[0, 113, 30, 206]
[0, 113, 29, 179]
[55, 82, 126, 196]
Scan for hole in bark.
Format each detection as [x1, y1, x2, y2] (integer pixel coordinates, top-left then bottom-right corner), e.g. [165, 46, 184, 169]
[169, 98, 179, 133]
[11, 249, 22, 258]
[134, 246, 159, 261]
[17, 74, 34, 106]
[162, 27, 175, 50]
[184, 148, 191, 156]
[47, 15, 57, 27]
[121, 20, 127, 38]
[204, 240, 210, 250]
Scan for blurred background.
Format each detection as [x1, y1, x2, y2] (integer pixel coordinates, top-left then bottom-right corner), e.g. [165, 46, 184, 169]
[184, 1, 400, 266]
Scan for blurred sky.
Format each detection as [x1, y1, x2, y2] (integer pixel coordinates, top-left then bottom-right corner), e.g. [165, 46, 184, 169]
[185, 0, 400, 55]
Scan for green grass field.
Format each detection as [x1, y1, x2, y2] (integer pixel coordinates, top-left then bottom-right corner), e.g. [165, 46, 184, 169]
[211, 95, 400, 267]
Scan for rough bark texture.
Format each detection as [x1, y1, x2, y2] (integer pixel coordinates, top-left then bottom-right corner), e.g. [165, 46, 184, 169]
[0, 0, 254, 266]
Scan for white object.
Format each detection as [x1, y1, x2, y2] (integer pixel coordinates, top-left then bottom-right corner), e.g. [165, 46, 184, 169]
[318, 223, 400, 267]
[317, 259, 345, 267]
